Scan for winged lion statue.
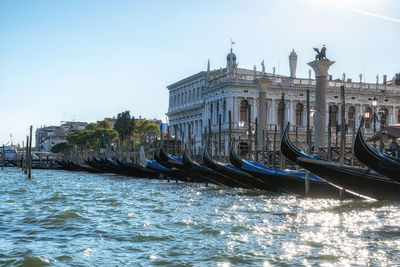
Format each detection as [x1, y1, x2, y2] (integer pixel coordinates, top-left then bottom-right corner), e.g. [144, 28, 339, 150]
[313, 46, 329, 61]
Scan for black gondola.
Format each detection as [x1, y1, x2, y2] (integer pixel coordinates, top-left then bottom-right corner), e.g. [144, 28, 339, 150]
[116, 159, 160, 179]
[139, 146, 188, 182]
[158, 147, 206, 183]
[202, 145, 274, 190]
[281, 124, 400, 201]
[354, 119, 400, 182]
[229, 143, 355, 199]
[182, 150, 243, 187]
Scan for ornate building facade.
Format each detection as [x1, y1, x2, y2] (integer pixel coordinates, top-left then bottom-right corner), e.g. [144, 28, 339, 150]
[166, 49, 400, 155]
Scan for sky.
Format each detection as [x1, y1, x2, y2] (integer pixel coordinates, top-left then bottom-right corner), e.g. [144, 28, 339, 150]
[0, 0, 399, 146]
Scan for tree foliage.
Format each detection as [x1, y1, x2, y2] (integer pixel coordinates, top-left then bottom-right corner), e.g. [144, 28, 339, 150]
[66, 129, 118, 149]
[86, 120, 113, 130]
[50, 142, 71, 153]
[135, 120, 158, 140]
[114, 111, 135, 140]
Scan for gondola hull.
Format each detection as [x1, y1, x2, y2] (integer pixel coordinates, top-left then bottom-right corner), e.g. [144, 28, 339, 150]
[281, 125, 400, 201]
[354, 123, 400, 182]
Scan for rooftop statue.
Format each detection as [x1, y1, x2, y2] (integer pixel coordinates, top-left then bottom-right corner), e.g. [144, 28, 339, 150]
[313, 45, 329, 61]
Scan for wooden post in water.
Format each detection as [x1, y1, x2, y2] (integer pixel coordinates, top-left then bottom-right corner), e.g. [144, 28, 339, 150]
[218, 114, 222, 161]
[254, 117, 258, 161]
[295, 126, 298, 147]
[306, 89, 311, 154]
[188, 123, 191, 154]
[272, 125, 277, 169]
[204, 127, 207, 155]
[247, 105, 252, 160]
[228, 110, 232, 156]
[280, 93, 286, 169]
[266, 130, 270, 167]
[166, 126, 170, 154]
[25, 136, 29, 174]
[208, 118, 212, 156]
[28, 125, 33, 179]
[340, 85, 346, 164]
[2, 144, 4, 170]
[328, 105, 332, 161]
[351, 126, 356, 166]
[174, 125, 178, 156]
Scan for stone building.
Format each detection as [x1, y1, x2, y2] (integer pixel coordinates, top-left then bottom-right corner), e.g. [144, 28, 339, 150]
[166, 48, 400, 155]
[36, 121, 88, 152]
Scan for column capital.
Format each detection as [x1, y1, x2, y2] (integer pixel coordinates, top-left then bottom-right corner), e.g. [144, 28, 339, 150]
[307, 60, 335, 77]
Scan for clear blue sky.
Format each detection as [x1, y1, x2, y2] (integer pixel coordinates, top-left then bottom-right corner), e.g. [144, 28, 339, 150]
[1, 0, 399, 146]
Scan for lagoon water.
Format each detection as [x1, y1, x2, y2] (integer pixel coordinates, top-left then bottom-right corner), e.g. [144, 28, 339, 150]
[1, 168, 400, 266]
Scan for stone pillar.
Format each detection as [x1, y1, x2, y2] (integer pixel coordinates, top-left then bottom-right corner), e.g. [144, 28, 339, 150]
[271, 100, 276, 124]
[289, 101, 294, 125]
[308, 60, 335, 152]
[289, 49, 297, 78]
[254, 78, 272, 149]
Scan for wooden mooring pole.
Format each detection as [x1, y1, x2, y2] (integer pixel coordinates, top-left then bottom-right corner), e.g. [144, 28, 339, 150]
[25, 136, 29, 174]
[272, 125, 277, 169]
[228, 110, 232, 156]
[28, 125, 33, 179]
[218, 114, 222, 161]
[340, 85, 346, 164]
[2, 144, 4, 170]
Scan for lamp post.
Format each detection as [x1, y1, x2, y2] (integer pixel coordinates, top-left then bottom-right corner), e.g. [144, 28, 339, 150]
[372, 97, 378, 148]
[364, 97, 385, 150]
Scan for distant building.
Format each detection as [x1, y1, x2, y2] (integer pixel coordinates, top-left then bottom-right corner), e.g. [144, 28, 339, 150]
[166, 48, 400, 155]
[36, 121, 87, 152]
[0, 146, 18, 161]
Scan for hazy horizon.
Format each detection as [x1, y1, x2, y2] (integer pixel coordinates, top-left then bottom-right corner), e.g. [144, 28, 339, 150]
[1, 0, 399, 145]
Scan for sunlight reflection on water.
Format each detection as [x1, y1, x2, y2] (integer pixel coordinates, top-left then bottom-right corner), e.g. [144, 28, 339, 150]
[0, 168, 399, 266]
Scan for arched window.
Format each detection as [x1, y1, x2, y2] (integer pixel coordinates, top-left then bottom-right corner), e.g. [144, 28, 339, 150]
[296, 103, 303, 126]
[330, 105, 338, 127]
[210, 103, 213, 124]
[348, 106, 356, 129]
[240, 100, 249, 123]
[379, 108, 389, 125]
[277, 101, 285, 125]
[216, 102, 220, 124]
[365, 107, 371, 129]
[223, 100, 226, 122]
[398, 110, 400, 123]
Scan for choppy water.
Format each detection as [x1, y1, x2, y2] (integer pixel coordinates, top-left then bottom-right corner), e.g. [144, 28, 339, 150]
[1, 168, 400, 266]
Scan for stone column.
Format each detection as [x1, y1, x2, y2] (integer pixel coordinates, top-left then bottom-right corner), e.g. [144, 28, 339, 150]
[271, 99, 276, 124]
[254, 78, 272, 149]
[308, 60, 335, 152]
[289, 101, 294, 125]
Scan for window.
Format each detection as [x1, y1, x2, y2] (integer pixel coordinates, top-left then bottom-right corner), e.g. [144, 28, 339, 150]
[398, 110, 400, 123]
[216, 102, 220, 124]
[365, 107, 371, 129]
[223, 100, 227, 122]
[240, 100, 250, 123]
[277, 101, 285, 125]
[380, 108, 388, 124]
[296, 103, 303, 125]
[210, 104, 213, 124]
[348, 106, 356, 129]
[330, 105, 338, 127]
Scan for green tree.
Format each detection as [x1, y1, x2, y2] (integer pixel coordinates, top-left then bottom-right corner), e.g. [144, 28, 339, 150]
[114, 111, 135, 141]
[51, 142, 71, 153]
[114, 111, 135, 159]
[86, 120, 113, 130]
[135, 120, 158, 143]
